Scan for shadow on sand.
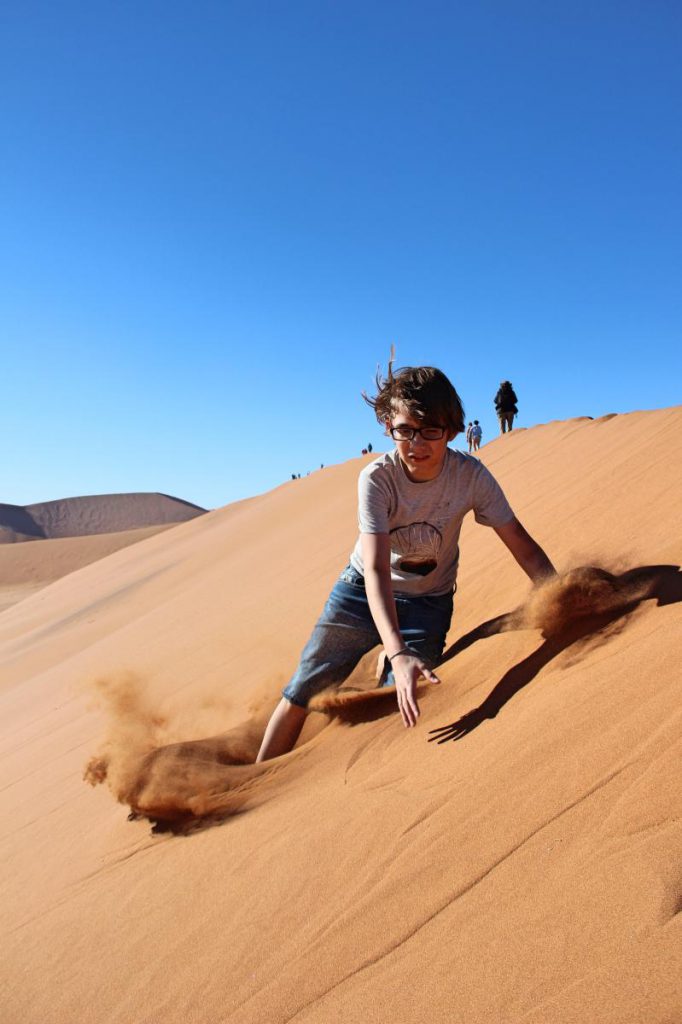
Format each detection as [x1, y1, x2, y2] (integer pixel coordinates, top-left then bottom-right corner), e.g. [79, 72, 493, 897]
[428, 564, 681, 745]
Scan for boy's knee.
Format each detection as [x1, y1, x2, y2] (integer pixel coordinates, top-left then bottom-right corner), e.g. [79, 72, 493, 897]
[280, 696, 309, 717]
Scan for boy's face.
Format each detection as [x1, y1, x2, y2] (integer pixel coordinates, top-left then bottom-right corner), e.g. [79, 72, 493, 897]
[387, 402, 452, 482]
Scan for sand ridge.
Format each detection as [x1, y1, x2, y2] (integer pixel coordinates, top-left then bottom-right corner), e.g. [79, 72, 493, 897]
[0, 491, 207, 542]
[0, 491, 209, 611]
[1, 407, 680, 1023]
[0, 524, 180, 614]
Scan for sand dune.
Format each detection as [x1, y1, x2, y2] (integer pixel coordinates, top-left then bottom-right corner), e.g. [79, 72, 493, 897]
[1, 408, 680, 1023]
[0, 491, 206, 542]
[0, 524, 177, 614]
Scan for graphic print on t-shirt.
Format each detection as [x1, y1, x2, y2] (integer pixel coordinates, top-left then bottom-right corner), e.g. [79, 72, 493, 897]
[390, 521, 443, 576]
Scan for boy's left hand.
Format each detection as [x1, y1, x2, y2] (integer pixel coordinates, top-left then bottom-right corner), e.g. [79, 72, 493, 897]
[392, 654, 441, 728]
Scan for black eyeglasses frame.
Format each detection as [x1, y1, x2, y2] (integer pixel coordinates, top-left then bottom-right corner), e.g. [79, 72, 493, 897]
[389, 425, 447, 441]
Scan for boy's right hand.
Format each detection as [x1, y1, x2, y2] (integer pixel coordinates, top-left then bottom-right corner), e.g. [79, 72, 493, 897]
[391, 653, 441, 728]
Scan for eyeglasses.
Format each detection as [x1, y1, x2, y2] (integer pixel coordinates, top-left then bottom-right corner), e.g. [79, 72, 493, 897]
[389, 425, 446, 441]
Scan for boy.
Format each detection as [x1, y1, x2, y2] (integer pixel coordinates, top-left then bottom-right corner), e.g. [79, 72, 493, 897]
[471, 419, 483, 452]
[256, 365, 555, 762]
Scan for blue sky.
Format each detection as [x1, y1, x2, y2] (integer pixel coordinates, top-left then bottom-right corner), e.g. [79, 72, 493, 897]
[2, 1, 680, 509]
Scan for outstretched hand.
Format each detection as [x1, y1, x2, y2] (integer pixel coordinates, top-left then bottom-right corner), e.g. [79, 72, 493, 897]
[392, 653, 440, 728]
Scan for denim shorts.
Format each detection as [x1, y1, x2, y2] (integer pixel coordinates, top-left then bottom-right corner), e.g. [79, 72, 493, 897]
[282, 565, 454, 708]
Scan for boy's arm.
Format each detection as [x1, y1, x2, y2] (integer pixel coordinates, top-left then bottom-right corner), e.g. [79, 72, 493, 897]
[361, 532, 440, 729]
[493, 517, 557, 583]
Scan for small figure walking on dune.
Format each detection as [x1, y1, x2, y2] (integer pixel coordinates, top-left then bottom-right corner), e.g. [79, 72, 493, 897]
[471, 420, 482, 452]
[495, 380, 518, 434]
[256, 360, 556, 762]
[465, 421, 473, 453]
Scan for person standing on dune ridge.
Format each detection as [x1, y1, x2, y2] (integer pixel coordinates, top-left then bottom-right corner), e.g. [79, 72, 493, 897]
[495, 380, 518, 433]
[256, 361, 556, 762]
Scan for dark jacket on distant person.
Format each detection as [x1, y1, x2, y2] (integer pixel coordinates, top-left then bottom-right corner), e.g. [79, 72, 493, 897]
[494, 382, 518, 414]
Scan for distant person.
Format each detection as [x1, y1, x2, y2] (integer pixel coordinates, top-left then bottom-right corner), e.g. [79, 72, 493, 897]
[256, 363, 556, 762]
[291, 474, 297, 481]
[471, 420, 482, 452]
[367, 442, 373, 453]
[465, 421, 473, 453]
[494, 380, 518, 433]
[361, 448, 368, 455]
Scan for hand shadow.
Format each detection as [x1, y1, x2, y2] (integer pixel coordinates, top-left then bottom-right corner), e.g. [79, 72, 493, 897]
[429, 564, 682, 746]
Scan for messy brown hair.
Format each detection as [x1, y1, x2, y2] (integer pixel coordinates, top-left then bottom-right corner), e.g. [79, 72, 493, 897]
[363, 358, 465, 437]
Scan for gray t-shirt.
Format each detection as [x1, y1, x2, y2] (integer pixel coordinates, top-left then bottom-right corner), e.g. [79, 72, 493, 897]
[349, 448, 514, 596]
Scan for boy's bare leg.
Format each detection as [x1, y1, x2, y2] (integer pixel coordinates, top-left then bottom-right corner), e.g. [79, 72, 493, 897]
[256, 697, 308, 762]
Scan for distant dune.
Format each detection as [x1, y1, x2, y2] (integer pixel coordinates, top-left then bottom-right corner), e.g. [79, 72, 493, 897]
[0, 491, 207, 543]
[1, 409, 680, 1024]
[0, 492, 208, 613]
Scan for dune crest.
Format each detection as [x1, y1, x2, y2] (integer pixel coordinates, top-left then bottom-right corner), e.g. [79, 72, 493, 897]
[0, 491, 206, 542]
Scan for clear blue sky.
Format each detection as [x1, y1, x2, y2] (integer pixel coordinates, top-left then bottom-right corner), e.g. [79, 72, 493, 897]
[2, 1, 680, 509]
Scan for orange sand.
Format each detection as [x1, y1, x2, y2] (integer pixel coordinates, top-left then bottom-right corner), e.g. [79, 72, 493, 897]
[1, 409, 680, 1023]
[0, 525, 175, 613]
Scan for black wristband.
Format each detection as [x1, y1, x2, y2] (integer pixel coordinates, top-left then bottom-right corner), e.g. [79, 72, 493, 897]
[388, 647, 412, 662]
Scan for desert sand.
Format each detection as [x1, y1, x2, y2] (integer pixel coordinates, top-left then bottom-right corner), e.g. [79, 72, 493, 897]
[1, 408, 680, 1023]
[0, 525, 179, 614]
[0, 492, 207, 613]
